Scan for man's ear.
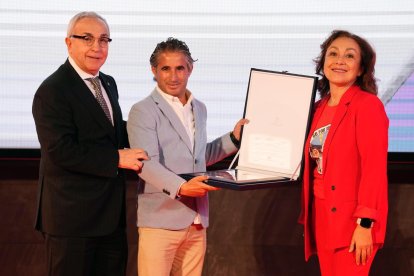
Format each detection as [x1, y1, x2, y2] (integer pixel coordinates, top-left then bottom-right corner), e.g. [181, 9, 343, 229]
[151, 66, 157, 78]
[187, 63, 193, 75]
[65, 37, 72, 52]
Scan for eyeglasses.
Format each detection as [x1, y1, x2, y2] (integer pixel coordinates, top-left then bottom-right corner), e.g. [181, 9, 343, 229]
[69, 34, 112, 48]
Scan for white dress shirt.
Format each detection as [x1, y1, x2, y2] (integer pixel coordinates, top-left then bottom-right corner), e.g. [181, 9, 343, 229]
[157, 86, 195, 151]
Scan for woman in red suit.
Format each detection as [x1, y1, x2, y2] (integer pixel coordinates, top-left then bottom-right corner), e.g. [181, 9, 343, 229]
[300, 30, 389, 275]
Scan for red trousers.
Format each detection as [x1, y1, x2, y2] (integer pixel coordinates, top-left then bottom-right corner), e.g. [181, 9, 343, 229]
[313, 197, 379, 276]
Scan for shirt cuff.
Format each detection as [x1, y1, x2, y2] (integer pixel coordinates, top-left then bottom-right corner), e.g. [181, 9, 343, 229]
[176, 180, 187, 198]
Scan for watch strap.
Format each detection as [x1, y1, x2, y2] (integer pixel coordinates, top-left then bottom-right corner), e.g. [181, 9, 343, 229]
[357, 218, 373, 229]
[230, 131, 240, 149]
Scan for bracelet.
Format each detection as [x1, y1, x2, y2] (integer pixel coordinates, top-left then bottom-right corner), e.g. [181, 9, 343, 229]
[229, 131, 241, 149]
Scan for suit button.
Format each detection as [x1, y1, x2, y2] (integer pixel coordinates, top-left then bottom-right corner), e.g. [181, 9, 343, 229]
[331, 207, 337, 212]
[194, 159, 198, 164]
[331, 185, 336, 190]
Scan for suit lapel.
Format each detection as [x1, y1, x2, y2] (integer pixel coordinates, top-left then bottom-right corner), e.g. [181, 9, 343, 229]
[100, 74, 121, 141]
[151, 89, 193, 153]
[99, 75, 120, 125]
[192, 99, 203, 157]
[309, 98, 328, 136]
[63, 61, 116, 142]
[322, 86, 359, 172]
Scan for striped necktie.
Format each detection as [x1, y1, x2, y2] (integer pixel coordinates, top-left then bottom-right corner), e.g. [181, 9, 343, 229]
[86, 77, 113, 125]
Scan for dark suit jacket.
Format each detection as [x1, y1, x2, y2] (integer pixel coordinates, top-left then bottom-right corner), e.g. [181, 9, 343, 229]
[32, 59, 128, 237]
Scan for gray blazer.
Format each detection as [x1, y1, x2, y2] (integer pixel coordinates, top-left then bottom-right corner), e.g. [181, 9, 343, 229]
[127, 89, 237, 230]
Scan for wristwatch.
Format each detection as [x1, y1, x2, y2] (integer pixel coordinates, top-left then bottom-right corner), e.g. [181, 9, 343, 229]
[357, 218, 373, 229]
[229, 131, 241, 149]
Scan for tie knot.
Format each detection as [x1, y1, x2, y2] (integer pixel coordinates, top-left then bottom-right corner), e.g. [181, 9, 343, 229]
[86, 77, 100, 88]
[86, 78, 103, 95]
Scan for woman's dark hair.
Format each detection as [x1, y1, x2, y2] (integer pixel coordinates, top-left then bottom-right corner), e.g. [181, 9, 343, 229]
[314, 30, 377, 98]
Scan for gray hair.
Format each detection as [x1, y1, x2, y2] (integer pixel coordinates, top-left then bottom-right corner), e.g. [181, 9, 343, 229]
[67, 11, 110, 37]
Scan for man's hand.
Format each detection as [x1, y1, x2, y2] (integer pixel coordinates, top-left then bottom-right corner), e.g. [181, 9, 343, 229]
[179, 175, 219, 197]
[349, 225, 373, 265]
[232, 118, 249, 141]
[118, 148, 149, 171]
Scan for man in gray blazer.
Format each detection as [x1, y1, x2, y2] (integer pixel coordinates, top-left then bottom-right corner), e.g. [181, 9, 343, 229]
[127, 37, 246, 276]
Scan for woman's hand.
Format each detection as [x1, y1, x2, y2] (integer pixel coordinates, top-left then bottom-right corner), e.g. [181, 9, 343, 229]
[348, 225, 373, 265]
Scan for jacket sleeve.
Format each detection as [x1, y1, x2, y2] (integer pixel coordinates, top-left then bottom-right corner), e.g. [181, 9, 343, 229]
[32, 83, 119, 178]
[352, 96, 389, 221]
[205, 133, 237, 167]
[127, 101, 184, 199]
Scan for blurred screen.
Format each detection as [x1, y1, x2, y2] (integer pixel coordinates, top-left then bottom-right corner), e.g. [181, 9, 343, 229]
[0, 1, 413, 153]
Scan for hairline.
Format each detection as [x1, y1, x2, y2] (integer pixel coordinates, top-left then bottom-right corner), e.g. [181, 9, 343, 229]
[151, 50, 193, 70]
[67, 12, 110, 37]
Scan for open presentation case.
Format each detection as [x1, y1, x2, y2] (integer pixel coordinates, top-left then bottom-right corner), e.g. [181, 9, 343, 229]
[181, 68, 317, 190]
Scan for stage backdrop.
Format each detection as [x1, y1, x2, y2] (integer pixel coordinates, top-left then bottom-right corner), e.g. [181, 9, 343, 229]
[1, 1, 413, 152]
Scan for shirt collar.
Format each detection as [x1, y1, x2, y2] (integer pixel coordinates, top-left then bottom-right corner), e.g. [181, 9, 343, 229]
[156, 85, 193, 106]
[68, 56, 99, 80]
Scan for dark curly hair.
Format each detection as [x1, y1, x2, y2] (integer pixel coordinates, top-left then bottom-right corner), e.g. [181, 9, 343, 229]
[150, 37, 197, 68]
[314, 30, 377, 98]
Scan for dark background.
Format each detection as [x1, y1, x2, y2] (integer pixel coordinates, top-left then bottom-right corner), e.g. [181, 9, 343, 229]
[0, 154, 413, 276]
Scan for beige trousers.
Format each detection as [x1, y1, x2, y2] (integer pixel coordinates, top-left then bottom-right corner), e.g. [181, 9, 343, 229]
[137, 225, 206, 276]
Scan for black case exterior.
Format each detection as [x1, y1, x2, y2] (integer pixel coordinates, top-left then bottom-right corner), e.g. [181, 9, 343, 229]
[180, 172, 295, 191]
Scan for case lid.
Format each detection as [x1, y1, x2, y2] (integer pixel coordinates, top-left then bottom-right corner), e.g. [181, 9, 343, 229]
[237, 68, 317, 180]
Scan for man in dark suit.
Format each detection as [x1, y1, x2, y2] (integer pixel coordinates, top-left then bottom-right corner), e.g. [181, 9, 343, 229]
[32, 12, 148, 276]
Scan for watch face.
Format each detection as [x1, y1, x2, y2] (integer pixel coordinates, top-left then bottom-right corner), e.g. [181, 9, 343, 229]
[360, 218, 373, 228]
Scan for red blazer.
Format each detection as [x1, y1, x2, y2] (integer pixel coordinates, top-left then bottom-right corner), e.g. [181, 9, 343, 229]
[299, 85, 389, 260]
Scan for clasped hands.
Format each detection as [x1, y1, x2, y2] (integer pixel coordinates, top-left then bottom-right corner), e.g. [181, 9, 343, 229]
[118, 148, 149, 171]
